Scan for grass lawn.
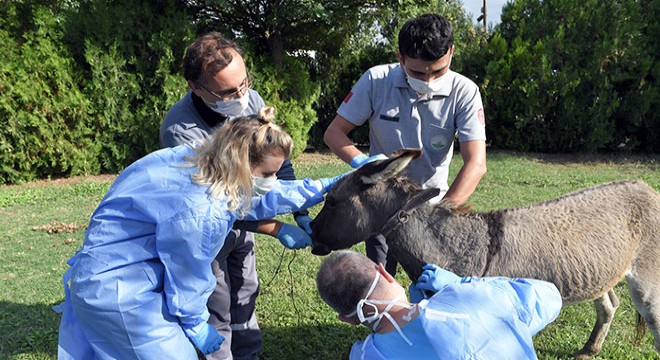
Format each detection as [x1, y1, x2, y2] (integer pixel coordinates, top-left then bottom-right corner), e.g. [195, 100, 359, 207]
[0, 149, 658, 359]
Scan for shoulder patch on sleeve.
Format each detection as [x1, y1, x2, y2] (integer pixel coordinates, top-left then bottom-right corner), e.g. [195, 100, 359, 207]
[343, 91, 354, 104]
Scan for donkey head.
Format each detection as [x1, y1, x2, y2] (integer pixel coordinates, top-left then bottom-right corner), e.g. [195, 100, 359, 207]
[310, 149, 422, 256]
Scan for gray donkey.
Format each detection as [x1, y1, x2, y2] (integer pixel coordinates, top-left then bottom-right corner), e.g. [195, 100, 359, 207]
[310, 149, 660, 359]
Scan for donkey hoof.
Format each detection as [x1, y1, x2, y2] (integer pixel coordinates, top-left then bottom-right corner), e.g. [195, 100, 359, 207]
[573, 347, 598, 359]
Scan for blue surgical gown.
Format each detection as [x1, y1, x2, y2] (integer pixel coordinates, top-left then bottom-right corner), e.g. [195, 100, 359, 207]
[349, 277, 562, 360]
[56, 144, 325, 359]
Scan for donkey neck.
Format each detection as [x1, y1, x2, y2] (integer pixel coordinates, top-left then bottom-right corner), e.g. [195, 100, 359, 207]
[385, 205, 497, 281]
[377, 187, 440, 239]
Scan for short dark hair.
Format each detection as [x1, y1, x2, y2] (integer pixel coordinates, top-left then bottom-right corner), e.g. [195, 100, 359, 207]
[316, 251, 378, 315]
[182, 32, 244, 85]
[398, 13, 454, 61]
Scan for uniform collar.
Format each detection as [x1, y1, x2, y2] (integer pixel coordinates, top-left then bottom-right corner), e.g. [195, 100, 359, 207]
[190, 91, 229, 129]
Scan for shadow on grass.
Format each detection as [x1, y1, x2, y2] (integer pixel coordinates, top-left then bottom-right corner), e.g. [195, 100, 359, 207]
[260, 322, 369, 360]
[0, 301, 363, 360]
[0, 299, 361, 360]
[0, 301, 60, 358]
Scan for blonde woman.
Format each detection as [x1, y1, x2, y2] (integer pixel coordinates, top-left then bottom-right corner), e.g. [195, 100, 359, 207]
[56, 107, 341, 359]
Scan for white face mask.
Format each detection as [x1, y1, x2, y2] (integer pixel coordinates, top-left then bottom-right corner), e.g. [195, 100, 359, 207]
[252, 176, 277, 196]
[406, 72, 446, 95]
[209, 91, 250, 116]
[346, 271, 416, 346]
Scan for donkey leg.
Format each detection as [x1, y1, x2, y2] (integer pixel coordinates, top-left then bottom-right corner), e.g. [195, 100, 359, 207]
[627, 273, 660, 352]
[574, 290, 619, 359]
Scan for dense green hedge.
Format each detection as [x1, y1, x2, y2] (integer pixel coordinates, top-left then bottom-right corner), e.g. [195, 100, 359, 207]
[0, 1, 191, 184]
[480, 0, 660, 153]
[1, 5, 94, 183]
[0, 1, 328, 184]
[1, 0, 658, 184]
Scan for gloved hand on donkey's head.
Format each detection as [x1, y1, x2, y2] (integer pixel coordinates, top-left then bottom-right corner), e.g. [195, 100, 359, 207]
[318, 153, 387, 193]
[350, 153, 388, 168]
[318, 169, 353, 193]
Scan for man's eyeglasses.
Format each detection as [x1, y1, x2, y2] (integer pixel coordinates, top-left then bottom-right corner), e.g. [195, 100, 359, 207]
[199, 76, 251, 101]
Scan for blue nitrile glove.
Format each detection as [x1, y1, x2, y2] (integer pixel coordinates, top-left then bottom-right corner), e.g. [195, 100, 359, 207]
[408, 283, 426, 303]
[349, 153, 388, 169]
[294, 214, 313, 235]
[189, 323, 224, 355]
[319, 170, 352, 193]
[415, 264, 462, 293]
[277, 223, 312, 249]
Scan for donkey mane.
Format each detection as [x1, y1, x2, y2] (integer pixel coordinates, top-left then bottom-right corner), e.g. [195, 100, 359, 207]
[389, 174, 474, 214]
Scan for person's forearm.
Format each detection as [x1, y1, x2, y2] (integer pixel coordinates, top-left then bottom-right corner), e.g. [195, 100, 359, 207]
[251, 219, 283, 238]
[323, 118, 362, 164]
[244, 179, 326, 221]
[233, 220, 259, 233]
[443, 164, 486, 206]
[443, 140, 486, 206]
[274, 158, 307, 218]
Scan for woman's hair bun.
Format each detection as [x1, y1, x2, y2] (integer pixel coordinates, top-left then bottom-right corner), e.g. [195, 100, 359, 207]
[257, 106, 275, 124]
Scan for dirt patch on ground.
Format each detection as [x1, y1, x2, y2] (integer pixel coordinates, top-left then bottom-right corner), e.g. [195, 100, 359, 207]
[296, 150, 344, 164]
[8, 152, 342, 188]
[7, 150, 658, 188]
[5, 174, 118, 188]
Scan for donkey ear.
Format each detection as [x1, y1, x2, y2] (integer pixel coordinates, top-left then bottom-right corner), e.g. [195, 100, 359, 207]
[359, 149, 421, 185]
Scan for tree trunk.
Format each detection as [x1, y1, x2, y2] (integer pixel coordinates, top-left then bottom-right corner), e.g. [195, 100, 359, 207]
[266, 32, 284, 68]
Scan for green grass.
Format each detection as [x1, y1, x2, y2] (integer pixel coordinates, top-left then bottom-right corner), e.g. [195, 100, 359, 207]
[0, 150, 659, 359]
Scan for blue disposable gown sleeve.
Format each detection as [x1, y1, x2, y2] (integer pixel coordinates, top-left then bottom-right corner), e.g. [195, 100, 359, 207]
[420, 277, 562, 359]
[155, 211, 228, 338]
[243, 179, 325, 220]
[236, 158, 307, 229]
[502, 278, 563, 335]
[459, 276, 563, 336]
